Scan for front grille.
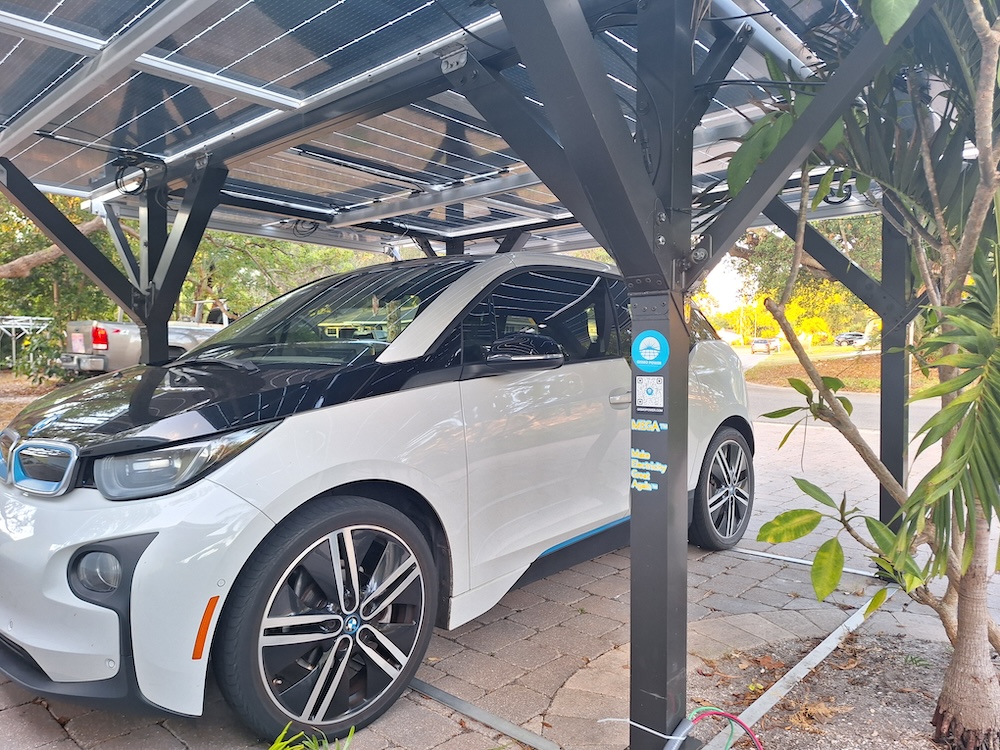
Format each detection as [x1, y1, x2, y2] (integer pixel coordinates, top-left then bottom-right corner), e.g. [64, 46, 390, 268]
[11, 440, 78, 496]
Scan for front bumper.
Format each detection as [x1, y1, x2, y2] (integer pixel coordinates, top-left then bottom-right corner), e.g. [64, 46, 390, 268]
[0, 478, 273, 715]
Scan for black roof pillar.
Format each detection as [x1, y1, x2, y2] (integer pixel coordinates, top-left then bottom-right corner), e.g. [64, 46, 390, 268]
[487, 0, 705, 745]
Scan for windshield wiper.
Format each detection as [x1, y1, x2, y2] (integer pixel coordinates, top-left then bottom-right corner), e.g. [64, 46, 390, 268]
[165, 357, 259, 373]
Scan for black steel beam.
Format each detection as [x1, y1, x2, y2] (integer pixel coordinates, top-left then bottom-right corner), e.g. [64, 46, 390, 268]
[689, 24, 753, 130]
[496, 0, 666, 286]
[687, 0, 935, 284]
[101, 203, 140, 288]
[139, 169, 168, 296]
[293, 145, 436, 189]
[0, 157, 136, 311]
[880, 206, 912, 530]
[495, 229, 529, 254]
[442, 52, 609, 251]
[763, 197, 903, 319]
[445, 238, 463, 256]
[413, 236, 437, 258]
[150, 158, 229, 323]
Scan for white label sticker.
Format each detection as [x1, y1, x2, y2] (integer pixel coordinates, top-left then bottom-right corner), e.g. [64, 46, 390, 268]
[635, 376, 664, 409]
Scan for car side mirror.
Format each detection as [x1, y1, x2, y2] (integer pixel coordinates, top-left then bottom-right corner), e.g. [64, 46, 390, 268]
[485, 332, 564, 370]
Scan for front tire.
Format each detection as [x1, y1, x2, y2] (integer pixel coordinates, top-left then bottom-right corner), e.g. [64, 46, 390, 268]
[688, 427, 754, 550]
[214, 496, 437, 740]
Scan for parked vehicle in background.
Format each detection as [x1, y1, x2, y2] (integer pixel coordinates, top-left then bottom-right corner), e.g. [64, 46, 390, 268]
[750, 337, 781, 354]
[834, 331, 867, 347]
[0, 254, 754, 740]
[60, 319, 222, 373]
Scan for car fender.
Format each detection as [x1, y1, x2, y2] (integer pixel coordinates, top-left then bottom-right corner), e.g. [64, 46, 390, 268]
[209, 384, 470, 594]
[128, 481, 274, 716]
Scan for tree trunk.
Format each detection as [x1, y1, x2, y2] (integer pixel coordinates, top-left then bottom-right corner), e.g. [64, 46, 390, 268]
[933, 507, 1000, 749]
[0, 217, 106, 278]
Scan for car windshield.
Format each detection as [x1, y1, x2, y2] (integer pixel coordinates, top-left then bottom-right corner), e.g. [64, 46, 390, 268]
[184, 258, 480, 367]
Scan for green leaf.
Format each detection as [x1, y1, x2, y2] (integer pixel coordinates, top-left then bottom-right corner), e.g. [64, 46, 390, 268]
[812, 538, 844, 600]
[820, 119, 844, 153]
[787, 377, 814, 401]
[864, 516, 897, 556]
[812, 168, 836, 210]
[856, 173, 872, 193]
[761, 406, 806, 419]
[932, 353, 987, 369]
[793, 477, 838, 509]
[836, 396, 854, 416]
[821, 376, 845, 392]
[758, 509, 823, 543]
[777, 419, 804, 449]
[864, 587, 889, 618]
[910, 369, 981, 401]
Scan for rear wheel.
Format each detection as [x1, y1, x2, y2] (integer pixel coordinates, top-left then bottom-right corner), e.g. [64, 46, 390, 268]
[214, 496, 436, 740]
[688, 427, 754, 550]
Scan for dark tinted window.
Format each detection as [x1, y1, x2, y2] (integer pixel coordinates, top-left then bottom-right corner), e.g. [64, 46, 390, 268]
[462, 269, 618, 364]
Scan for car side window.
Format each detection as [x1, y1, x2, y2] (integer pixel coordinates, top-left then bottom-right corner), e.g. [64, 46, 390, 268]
[607, 278, 631, 359]
[688, 305, 721, 343]
[462, 270, 618, 364]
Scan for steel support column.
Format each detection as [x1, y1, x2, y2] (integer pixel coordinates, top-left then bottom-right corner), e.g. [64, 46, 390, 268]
[493, 0, 708, 745]
[629, 0, 697, 745]
[880, 206, 912, 529]
[445, 238, 464, 256]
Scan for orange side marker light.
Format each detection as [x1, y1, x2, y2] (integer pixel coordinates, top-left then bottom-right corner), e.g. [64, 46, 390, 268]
[192, 595, 220, 660]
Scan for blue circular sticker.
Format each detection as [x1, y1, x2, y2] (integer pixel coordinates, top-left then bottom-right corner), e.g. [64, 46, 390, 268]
[632, 330, 669, 373]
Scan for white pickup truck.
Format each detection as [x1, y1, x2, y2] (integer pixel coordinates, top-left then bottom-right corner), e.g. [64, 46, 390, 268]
[60, 319, 222, 374]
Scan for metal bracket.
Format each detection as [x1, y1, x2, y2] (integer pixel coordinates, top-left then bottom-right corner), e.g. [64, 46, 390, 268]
[436, 43, 469, 75]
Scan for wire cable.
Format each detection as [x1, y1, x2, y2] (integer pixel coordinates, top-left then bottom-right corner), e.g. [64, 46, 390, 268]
[432, 0, 506, 53]
[691, 710, 765, 750]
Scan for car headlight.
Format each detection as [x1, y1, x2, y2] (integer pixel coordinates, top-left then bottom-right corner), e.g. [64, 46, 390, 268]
[94, 423, 276, 500]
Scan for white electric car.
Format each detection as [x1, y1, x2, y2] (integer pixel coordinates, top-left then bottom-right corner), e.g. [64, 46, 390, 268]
[0, 253, 753, 739]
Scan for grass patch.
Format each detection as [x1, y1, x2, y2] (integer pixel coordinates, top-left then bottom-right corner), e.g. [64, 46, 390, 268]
[742, 346, 939, 395]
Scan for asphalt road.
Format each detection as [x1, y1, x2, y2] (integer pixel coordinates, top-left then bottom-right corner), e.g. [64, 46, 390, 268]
[746, 382, 939, 434]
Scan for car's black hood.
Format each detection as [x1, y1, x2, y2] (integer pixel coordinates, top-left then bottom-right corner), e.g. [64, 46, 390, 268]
[7, 362, 381, 456]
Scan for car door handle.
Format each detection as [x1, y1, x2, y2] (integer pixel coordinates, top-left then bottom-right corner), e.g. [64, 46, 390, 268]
[609, 389, 631, 408]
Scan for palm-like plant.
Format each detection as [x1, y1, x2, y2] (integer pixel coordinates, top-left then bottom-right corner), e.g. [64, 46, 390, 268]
[736, 1, 1000, 747]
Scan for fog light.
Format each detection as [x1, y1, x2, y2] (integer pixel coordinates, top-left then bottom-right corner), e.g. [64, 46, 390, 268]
[74, 551, 122, 593]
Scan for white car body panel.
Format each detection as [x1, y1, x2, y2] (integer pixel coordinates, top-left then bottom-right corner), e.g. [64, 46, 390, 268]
[0, 479, 271, 715]
[0, 253, 753, 720]
[210, 383, 471, 595]
[463, 358, 631, 586]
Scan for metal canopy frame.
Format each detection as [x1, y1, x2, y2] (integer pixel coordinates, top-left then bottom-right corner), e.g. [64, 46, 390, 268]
[0, 0, 939, 747]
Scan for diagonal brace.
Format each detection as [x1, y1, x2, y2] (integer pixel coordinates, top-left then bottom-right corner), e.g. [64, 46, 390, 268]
[764, 198, 902, 319]
[495, 0, 667, 283]
[150, 158, 228, 321]
[0, 157, 135, 310]
[441, 50, 609, 250]
[687, 0, 935, 284]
